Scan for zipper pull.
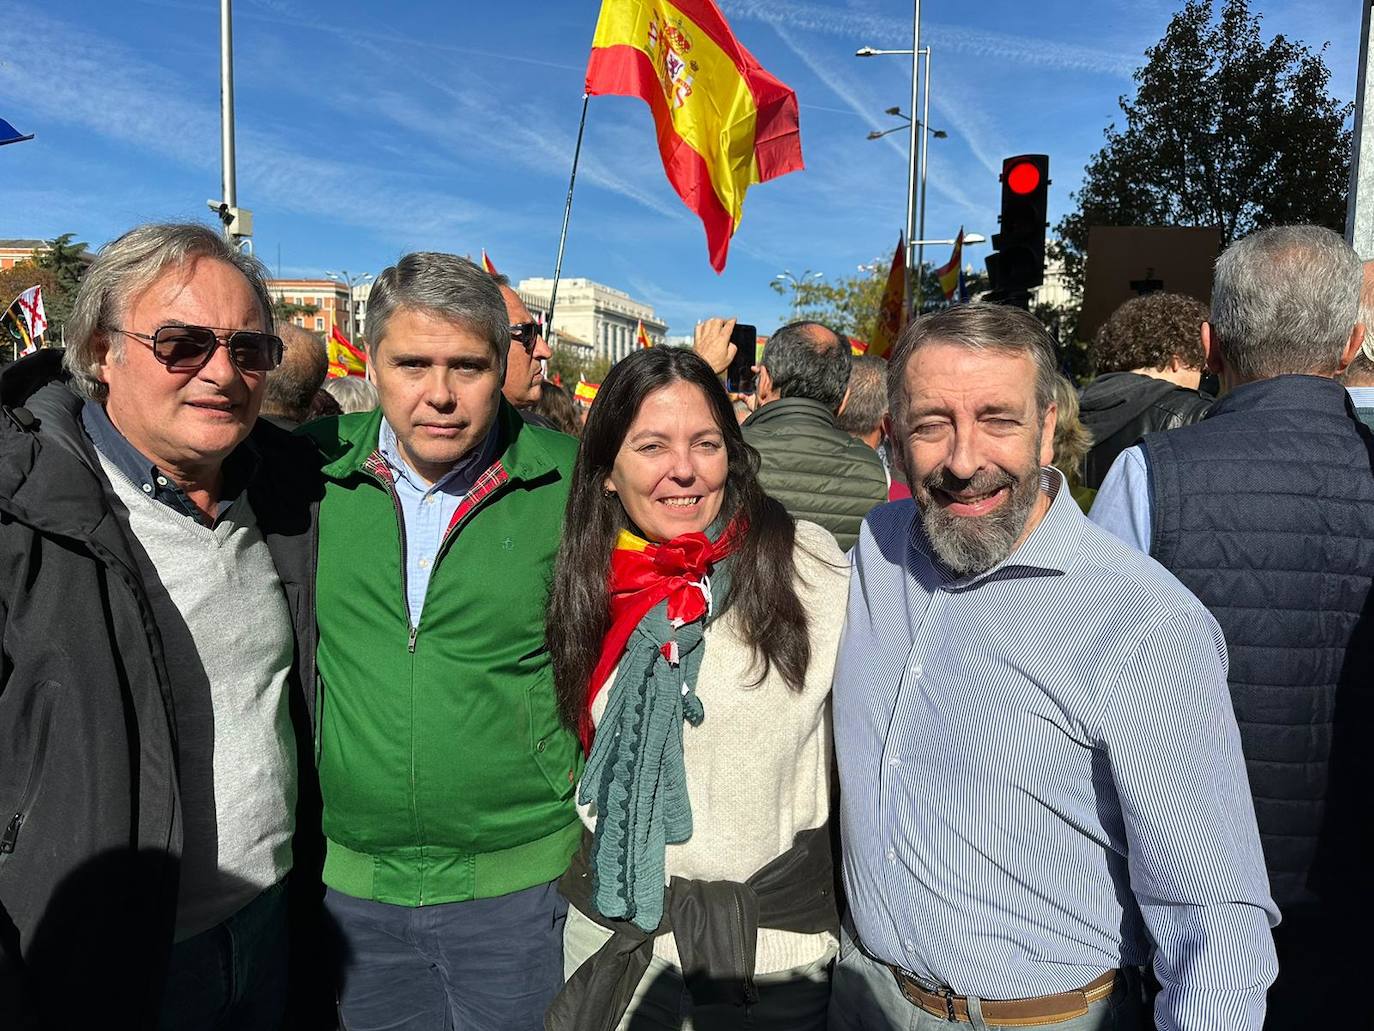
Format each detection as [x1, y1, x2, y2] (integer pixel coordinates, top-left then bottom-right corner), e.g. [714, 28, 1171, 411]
[408, 625, 418, 653]
[1, 813, 23, 854]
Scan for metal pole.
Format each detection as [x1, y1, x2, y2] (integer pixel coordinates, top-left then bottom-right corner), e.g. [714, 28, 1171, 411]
[904, 0, 921, 316]
[548, 94, 590, 346]
[219, 0, 237, 235]
[915, 47, 932, 313]
[347, 276, 356, 342]
[1348, 1, 1374, 258]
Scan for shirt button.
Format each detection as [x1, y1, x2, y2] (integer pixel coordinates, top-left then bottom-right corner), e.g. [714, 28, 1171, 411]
[156, 476, 168, 486]
[905, 938, 915, 951]
[425, 495, 436, 506]
[911, 665, 923, 679]
[141, 483, 153, 494]
[886, 848, 896, 862]
[889, 756, 902, 767]
[418, 557, 431, 569]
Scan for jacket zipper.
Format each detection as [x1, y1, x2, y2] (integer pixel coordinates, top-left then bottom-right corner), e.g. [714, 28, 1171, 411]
[365, 455, 420, 651]
[1, 691, 54, 856]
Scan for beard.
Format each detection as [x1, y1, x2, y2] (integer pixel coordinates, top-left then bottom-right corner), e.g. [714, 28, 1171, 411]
[914, 443, 1045, 577]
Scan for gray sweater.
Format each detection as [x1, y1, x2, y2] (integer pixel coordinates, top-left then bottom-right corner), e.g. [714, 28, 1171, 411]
[98, 452, 298, 939]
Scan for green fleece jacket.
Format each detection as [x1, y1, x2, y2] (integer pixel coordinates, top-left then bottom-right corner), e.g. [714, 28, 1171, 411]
[305, 402, 582, 907]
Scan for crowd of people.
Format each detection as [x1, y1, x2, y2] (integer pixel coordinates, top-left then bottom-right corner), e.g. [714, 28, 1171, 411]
[0, 219, 1366, 1031]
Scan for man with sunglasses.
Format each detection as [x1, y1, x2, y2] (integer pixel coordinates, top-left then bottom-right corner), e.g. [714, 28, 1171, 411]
[0, 223, 329, 1029]
[492, 274, 556, 426]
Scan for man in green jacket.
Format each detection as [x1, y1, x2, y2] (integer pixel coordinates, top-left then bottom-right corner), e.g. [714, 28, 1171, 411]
[302, 253, 581, 1031]
[739, 322, 888, 550]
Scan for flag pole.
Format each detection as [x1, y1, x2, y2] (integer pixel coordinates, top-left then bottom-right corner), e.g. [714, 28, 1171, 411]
[547, 94, 590, 348]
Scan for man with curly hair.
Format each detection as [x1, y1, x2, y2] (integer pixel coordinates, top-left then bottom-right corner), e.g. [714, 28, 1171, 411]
[1078, 292, 1212, 487]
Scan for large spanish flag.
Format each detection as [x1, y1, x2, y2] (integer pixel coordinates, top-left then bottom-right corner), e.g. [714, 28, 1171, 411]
[585, 0, 804, 272]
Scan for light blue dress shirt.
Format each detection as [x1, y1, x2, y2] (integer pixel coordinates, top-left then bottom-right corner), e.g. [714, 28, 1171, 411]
[1087, 445, 1151, 551]
[834, 471, 1278, 1031]
[378, 418, 497, 628]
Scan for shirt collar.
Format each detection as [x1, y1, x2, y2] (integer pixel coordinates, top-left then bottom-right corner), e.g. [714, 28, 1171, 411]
[1345, 385, 1374, 409]
[910, 467, 1081, 589]
[80, 398, 259, 524]
[378, 416, 499, 495]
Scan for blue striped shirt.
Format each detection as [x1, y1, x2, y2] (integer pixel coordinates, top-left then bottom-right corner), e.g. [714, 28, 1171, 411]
[834, 470, 1278, 1030]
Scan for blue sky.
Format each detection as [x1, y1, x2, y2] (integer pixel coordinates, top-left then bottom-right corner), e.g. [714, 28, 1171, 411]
[0, 0, 1361, 336]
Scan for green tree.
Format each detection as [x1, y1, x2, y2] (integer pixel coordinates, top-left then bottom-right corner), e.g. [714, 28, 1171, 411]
[272, 297, 319, 326]
[547, 347, 611, 389]
[769, 262, 985, 342]
[1055, 0, 1350, 298]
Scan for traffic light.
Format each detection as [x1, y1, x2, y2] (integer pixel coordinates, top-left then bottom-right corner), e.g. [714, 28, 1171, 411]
[985, 154, 1049, 306]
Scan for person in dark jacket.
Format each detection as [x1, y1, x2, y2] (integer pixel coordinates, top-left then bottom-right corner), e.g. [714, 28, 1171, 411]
[1078, 292, 1212, 488]
[697, 319, 886, 550]
[1089, 225, 1370, 1028]
[0, 223, 328, 1030]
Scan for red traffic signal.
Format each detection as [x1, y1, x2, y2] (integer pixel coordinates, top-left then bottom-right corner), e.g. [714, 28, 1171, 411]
[1006, 160, 1041, 195]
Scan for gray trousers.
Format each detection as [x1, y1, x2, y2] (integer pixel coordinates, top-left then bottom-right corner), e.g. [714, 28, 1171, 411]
[827, 926, 1147, 1031]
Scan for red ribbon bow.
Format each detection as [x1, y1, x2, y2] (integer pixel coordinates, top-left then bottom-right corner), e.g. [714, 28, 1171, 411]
[580, 521, 743, 751]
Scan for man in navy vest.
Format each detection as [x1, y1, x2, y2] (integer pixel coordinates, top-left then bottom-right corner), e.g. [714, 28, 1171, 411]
[1090, 225, 1369, 1028]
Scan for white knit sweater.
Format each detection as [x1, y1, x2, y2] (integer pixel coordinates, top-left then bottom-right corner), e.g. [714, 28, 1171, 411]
[577, 519, 851, 975]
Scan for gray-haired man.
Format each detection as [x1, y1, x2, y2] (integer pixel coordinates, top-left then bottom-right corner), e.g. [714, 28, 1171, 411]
[1090, 225, 1372, 1026]
[738, 321, 887, 550]
[0, 223, 327, 1028]
[302, 253, 581, 1031]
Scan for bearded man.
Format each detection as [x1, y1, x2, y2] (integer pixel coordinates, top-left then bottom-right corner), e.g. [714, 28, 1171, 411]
[828, 304, 1278, 1031]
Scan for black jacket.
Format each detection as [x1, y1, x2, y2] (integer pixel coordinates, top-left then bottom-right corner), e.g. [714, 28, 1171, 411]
[1079, 372, 1211, 488]
[0, 352, 328, 1028]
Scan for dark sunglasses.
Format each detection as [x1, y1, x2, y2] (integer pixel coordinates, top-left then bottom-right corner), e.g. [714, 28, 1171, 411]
[111, 324, 284, 373]
[509, 321, 543, 352]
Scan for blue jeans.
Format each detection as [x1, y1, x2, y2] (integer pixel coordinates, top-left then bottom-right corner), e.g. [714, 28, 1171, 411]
[325, 880, 567, 1031]
[828, 926, 1147, 1031]
[158, 880, 289, 1031]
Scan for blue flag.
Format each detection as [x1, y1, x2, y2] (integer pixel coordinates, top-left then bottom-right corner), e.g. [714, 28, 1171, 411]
[0, 118, 34, 147]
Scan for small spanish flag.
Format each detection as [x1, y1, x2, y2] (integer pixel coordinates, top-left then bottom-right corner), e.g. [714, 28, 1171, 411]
[585, 0, 804, 272]
[867, 233, 907, 361]
[327, 325, 367, 378]
[574, 379, 600, 404]
[635, 320, 652, 349]
[935, 228, 965, 302]
[481, 249, 499, 276]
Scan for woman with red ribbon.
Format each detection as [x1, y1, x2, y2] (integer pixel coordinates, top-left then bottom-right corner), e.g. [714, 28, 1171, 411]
[545, 348, 850, 1031]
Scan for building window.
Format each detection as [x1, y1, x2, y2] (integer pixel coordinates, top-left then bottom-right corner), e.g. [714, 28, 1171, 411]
[315, 317, 325, 331]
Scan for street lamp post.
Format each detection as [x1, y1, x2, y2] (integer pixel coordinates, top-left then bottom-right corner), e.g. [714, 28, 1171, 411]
[324, 270, 374, 343]
[773, 269, 824, 318]
[857, 1, 928, 314]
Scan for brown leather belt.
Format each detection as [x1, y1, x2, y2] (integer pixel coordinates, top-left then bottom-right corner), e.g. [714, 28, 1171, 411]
[888, 967, 1117, 1027]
